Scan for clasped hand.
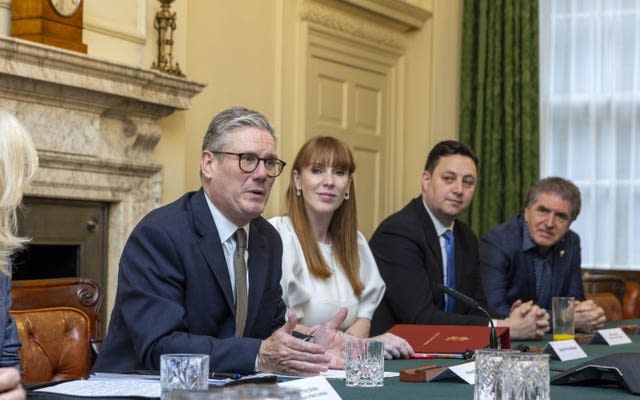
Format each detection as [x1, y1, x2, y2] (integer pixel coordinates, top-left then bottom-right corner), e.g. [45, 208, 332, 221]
[574, 299, 606, 333]
[503, 300, 550, 339]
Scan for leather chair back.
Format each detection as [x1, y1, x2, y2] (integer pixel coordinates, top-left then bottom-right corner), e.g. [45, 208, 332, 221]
[10, 278, 103, 386]
[623, 280, 640, 319]
[585, 292, 623, 321]
[582, 273, 626, 321]
[582, 273, 626, 305]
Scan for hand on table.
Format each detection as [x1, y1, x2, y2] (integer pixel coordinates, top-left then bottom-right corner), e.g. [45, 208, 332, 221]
[372, 332, 414, 359]
[574, 299, 606, 333]
[0, 367, 24, 400]
[501, 300, 549, 339]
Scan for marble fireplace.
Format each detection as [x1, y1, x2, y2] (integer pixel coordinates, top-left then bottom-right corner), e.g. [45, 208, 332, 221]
[0, 36, 205, 313]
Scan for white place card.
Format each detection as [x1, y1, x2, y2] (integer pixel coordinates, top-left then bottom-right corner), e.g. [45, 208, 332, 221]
[278, 375, 342, 400]
[589, 328, 632, 346]
[449, 362, 476, 384]
[428, 361, 476, 385]
[543, 339, 588, 361]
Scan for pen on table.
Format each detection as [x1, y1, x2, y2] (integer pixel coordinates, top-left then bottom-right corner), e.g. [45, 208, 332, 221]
[412, 354, 466, 359]
[211, 372, 241, 380]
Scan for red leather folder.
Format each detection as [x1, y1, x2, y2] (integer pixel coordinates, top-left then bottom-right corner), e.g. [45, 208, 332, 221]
[389, 324, 511, 356]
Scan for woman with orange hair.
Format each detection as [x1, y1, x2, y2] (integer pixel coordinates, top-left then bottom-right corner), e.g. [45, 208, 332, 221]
[270, 136, 412, 359]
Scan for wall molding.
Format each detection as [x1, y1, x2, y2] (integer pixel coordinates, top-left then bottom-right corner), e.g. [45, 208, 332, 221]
[343, 0, 430, 30]
[301, 0, 406, 50]
[84, 0, 147, 44]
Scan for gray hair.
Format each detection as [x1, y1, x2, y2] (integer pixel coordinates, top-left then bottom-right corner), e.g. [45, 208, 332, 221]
[523, 177, 582, 221]
[202, 106, 275, 152]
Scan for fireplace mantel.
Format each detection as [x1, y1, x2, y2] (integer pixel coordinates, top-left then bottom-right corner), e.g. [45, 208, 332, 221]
[0, 35, 205, 310]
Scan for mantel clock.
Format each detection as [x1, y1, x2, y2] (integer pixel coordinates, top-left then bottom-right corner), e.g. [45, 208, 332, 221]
[11, 0, 87, 53]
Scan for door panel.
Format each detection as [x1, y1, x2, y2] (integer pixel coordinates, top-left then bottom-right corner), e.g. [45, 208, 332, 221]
[307, 55, 389, 238]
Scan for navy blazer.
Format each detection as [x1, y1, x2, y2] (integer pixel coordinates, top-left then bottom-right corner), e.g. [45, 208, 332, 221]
[94, 189, 286, 374]
[480, 215, 585, 318]
[369, 196, 488, 336]
[0, 272, 20, 369]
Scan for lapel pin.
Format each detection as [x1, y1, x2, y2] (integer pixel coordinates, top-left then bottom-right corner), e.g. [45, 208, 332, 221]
[560, 249, 565, 257]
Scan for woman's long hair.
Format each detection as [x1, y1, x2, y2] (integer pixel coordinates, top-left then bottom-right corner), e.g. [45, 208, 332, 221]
[285, 136, 363, 296]
[0, 108, 39, 275]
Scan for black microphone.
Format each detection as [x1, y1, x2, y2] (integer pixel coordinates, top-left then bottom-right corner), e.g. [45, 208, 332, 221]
[437, 283, 498, 349]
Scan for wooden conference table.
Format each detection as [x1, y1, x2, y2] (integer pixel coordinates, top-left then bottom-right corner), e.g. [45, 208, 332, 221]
[27, 320, 640, 399]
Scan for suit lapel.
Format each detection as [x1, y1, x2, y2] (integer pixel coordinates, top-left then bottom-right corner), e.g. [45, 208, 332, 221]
[550, 238, 569, 297]
[416, 199, 443, 282]
[190, 189, 235, 313]
[414, 198, 445, 306]
[517, 217, 538, 300]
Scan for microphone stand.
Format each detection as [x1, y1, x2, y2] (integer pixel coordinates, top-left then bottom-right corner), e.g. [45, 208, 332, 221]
[438, 284, 498, 349]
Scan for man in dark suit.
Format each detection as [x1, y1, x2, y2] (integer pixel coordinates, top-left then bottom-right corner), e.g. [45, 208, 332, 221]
[370, 140, 549, 339]
[94, 107, 345, 375]
[480, 177, 605, 333]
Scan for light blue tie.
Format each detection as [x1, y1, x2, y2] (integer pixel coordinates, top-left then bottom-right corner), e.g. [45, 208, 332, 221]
[443, 229, 456, 312]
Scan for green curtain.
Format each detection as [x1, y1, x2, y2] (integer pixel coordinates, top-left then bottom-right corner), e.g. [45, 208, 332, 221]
[459, 0, 539, 236]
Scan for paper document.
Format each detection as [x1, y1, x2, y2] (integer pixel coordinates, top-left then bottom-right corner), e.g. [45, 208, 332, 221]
[34, 378, 161, 397]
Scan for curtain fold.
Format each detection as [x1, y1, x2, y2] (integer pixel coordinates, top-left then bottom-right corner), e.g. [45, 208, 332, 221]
[539, 0, 640, 269]
[459, 0, 540, 235]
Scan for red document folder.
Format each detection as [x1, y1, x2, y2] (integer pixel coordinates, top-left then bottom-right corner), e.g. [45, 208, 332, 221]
[389, 324, 511, 356]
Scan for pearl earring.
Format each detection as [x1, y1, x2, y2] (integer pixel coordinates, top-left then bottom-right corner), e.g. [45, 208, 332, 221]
[296, 189, 301, 197]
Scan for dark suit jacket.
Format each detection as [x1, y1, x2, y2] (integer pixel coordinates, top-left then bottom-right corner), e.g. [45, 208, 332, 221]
[480, 215, 585, 318]
[0, 272, 20, 369]
[94, 189, 286, 374]
[369, 196, 488, 336]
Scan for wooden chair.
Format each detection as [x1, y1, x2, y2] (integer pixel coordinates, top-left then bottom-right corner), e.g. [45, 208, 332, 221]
[623, 280, 640, 319]
[582, 273, 626, 321]
[585, 292, 623, 321]
[10, 278, 103, 386]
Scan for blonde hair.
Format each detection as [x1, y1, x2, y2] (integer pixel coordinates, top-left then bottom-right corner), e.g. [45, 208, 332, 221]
[0, 108, 39, 275]
[285, 136, 363, 296]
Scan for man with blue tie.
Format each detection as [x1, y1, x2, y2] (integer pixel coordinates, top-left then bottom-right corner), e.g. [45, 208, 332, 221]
[369, 140, 549, 339]
[480, 177, 605, 333]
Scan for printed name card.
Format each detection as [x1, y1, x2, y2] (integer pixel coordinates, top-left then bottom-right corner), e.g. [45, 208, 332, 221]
[426, 361, 476, 385]
[278, 375, 342, 400]
[589, 328, 632, 346]
[543, 339, 588, 361]
[448, 362, 476, 384]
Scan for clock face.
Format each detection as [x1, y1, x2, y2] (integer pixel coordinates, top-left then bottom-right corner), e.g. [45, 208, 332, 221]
[50, 0, 82, 17]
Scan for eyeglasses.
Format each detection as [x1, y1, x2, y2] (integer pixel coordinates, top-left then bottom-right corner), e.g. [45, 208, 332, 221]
[212, 151, 287, 177]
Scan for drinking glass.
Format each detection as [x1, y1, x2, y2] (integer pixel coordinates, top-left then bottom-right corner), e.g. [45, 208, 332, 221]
[501, 353, 550, 400]
[552, 296, 575, 341]
[160, 354, 209, 400]
[474, 349, 517, 400]
[344, 339, 384, 387]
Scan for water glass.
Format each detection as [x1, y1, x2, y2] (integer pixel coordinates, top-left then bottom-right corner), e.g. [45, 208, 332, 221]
[501, 353, 550, 400]
[344, 339, 384, 387]
[552, 296, 575, 341]
[160, 354, 210, 400]
[474, 349, 517, 400]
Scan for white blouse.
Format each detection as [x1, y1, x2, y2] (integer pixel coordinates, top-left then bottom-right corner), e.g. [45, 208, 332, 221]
[269, 216, 386, 331]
